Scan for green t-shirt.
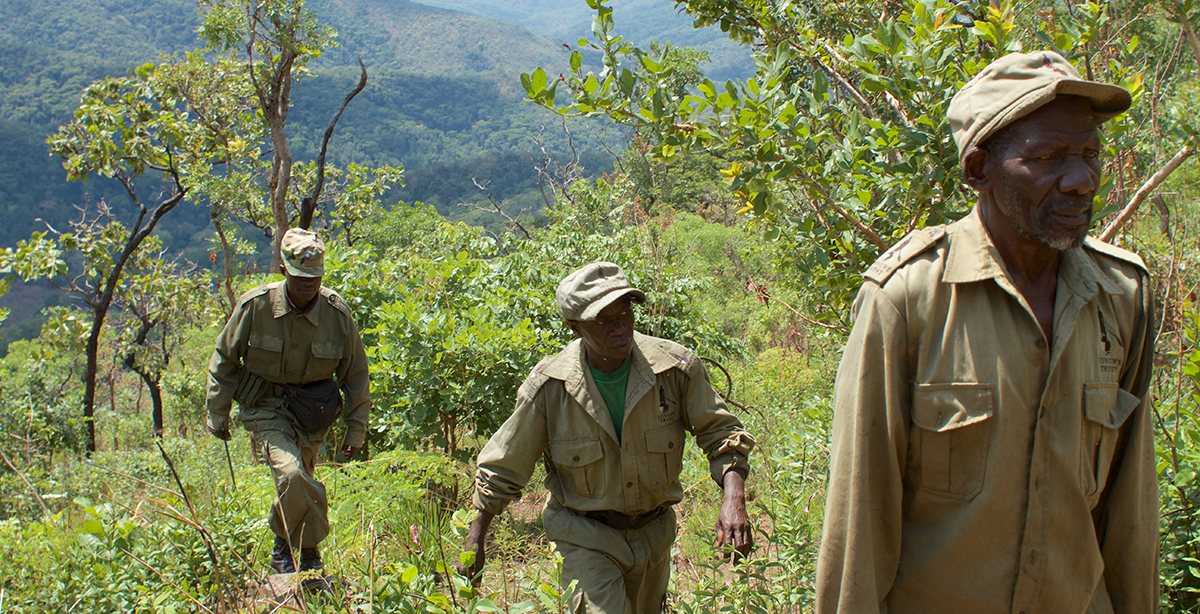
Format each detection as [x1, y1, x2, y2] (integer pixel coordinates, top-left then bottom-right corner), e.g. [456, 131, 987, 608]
[590, 355, 632, 440]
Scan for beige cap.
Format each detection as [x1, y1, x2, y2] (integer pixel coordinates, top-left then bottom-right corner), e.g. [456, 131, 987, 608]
[556, 262, 646, 321]
[948, 50, 1131, 163]
[280, 228, 325, 278]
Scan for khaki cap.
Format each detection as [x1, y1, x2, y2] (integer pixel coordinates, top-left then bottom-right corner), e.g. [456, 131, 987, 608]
[556, 262, 646, 321]
[280, 228, 325, 278]
[948, 50, 1131, 163]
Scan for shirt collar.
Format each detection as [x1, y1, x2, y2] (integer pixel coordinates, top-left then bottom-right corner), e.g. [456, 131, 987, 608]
[270, 281, 322, 324]
[941, 206, 1123, 299]
[544, 332, 674, 382]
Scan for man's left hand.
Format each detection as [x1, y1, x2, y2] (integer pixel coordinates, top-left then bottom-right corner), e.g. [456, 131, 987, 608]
[716, 469, 753, 563]
[341, 445, 359, 461]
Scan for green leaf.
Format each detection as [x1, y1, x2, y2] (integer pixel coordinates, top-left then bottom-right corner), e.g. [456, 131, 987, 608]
[400, 565, 418, 585]
[530, 68, 547, 94]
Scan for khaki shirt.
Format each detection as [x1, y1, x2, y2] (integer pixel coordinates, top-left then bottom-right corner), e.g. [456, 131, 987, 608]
[817, 209, 1158, 614]
[206, 280, 372, 448]
[473, 332, 754, 516]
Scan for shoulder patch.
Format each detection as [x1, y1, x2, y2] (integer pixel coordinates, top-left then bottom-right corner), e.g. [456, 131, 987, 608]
[322, 288, 354, 316]
[517, 355, 560, 399]
[640, 334, 699, 374]
[1083, 237, 1149, 274]
[236, 284, 270, 306]
[864, 226, 947, 285]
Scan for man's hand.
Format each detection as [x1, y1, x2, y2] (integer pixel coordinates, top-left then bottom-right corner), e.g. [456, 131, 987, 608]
[456, 509, 494, 587]
[716, 469, 753, 564]
[208, 425, 232, 441]
[341, 445, 359, 461]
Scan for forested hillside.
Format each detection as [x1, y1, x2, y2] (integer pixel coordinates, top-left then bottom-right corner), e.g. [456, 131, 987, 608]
[0, 0, 606, 253]
[411, 0, 755, 82]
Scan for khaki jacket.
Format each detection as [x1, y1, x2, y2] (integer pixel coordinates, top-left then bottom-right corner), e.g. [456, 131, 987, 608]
[816, 209, 1158, 614]
[473, 332, 754, 516]
[206, 281, 372, 448]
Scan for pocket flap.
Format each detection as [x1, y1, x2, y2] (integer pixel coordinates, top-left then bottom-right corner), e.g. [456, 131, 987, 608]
[645, 422, 685, 453]
[1083, 382, 1140, 429]
[912, 383, 994, 432]
[248, 332, 283, 352]
[549, 437, 603, 467]
[311, 341, 344, 360]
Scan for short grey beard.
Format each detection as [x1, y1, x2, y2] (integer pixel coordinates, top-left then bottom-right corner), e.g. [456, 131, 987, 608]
[995, 175, 1089, 252]
[1042, 232, 1085, 251]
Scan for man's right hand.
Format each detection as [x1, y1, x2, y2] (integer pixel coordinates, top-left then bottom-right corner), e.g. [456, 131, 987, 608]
[456, 509, 494, 587]
[208, 425, 232, 441]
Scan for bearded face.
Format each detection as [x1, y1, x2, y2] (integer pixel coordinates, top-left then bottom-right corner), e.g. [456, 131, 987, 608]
[993, 171, 1093, 251]
[981, 96, 1103, 252]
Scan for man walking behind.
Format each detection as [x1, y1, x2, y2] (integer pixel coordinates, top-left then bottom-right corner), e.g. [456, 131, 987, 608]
[461, 262, 756, 613]
[207, 228, 371, 585]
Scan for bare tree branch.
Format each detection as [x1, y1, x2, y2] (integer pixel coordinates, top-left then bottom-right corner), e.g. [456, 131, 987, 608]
[1099, 143, 1195, 242]
[463, 179, 533, 240]
[300, 59, 369, 229]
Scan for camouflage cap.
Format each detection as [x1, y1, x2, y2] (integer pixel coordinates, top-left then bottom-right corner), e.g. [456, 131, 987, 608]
[556, 262, 646, 321]
[280, 228, 325, 278]
[948, 50, 1131, 164]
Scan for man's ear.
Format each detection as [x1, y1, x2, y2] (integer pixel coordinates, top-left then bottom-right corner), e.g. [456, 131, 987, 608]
[962, 146, 992, 192]
[278, 263, 288, 276]
[566, 320, 581, 338]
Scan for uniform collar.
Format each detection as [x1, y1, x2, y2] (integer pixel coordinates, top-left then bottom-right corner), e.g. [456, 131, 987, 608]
[541, 332, 680, 381]
[941, 206, 1123, 299]
[270, 280, 322, 325]
[539, 333, 669, 444]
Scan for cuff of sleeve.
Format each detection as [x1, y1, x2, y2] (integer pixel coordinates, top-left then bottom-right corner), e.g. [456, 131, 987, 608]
[709, 453, 750, 486]
[472, 490, 514, 517]
[343, 429, 366, 449]
[206, 411, 231, 432]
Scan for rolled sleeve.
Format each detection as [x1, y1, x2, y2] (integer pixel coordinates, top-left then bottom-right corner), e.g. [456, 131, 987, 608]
[685, 359, 755, 485]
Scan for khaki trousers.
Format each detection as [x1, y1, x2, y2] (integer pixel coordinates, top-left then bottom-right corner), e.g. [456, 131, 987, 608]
[544, 501, 677, 614]
[259, 426, 329, 549]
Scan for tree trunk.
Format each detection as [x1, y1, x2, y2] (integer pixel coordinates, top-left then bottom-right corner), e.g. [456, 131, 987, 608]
[80, 184, 183, 453]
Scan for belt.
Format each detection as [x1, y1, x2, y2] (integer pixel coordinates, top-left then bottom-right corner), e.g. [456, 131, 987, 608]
[579, 506, 668, 531]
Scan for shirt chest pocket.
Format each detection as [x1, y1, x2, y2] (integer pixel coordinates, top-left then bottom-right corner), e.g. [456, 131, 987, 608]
[303, 340, 344, 381]
[549, 437, 606, 499]
[245, 332, 284, 378]
[644, 421, 685, 489]
[910, 383, 994, 501]
[1080, 382, 1140, 507]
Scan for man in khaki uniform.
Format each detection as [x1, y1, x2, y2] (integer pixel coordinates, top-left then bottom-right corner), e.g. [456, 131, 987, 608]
[816, 51, 1158, 613]
[207, 228, 371, 580]
[460, 262, 756, 613]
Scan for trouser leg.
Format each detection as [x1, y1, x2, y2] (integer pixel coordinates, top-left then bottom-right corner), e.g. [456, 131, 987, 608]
[259, 427, 328, 550]
[626, 510, 675, 614]
[547, 505, 677, 614]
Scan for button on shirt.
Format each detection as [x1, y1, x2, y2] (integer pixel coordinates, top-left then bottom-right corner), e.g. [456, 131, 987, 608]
[473, 332, 755, 516]
[816, 209, 1158, 614]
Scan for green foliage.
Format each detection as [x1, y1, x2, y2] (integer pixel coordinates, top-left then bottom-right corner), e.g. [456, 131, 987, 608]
[357, 255, 558, 457]
[526, 0, 1171, 318]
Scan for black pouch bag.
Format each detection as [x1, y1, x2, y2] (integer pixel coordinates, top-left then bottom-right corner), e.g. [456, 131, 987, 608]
[285, 378, 343, 431]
